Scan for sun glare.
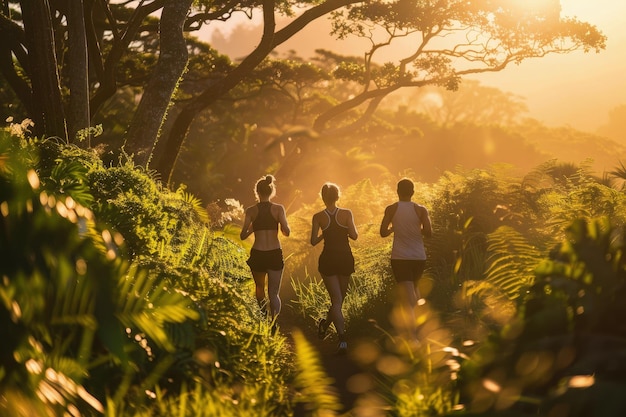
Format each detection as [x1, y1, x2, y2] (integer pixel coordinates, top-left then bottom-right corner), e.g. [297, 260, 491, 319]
[507, 0, 561, 16]
[420, 92, 444, 109]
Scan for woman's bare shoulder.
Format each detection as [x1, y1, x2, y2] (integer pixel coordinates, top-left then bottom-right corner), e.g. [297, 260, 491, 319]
[338, 207, 353, 219]
[270, 202, 286, 213]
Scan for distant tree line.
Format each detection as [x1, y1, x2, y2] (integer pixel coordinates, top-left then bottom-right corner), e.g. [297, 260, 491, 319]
[0, 0, 606, 186]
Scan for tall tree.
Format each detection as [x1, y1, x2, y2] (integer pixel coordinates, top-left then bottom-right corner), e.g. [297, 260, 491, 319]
[0, 0, 607, 188]
[20, 0, 67, 140]
[152, 0, 359, 182]
[152, 0, 607, 183]
[66, 0, 90, 145]
[124, 0, 194, 167]
[0, 0, 167, 141]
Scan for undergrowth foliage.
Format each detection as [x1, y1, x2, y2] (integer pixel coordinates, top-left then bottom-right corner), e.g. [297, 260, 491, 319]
[292, 329, 343, 415]
[5, 122, 626, 416]
[458, 218, 626, 416]
[288, 164, 626, 416]
[0, 129, 293, 416]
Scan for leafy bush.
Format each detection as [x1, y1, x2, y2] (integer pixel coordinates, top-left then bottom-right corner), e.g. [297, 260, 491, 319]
[1, 129, 295, 416]
[0, 130, 200, 415]
[458, 217, 626, 416]
[88, 165, 173, 256]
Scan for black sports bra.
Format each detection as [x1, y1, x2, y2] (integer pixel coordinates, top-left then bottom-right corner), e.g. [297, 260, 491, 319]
[252, 202, 278, 231]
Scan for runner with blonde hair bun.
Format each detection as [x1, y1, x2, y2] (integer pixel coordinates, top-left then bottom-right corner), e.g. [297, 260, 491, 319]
[241, 175, 290, 326]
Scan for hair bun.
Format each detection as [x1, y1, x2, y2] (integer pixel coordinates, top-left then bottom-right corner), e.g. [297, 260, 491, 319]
[265, 175, 274, 184]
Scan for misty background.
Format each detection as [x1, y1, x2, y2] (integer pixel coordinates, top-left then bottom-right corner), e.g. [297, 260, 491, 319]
[167, 0, 626, 212]
[202, 0, 625, 137]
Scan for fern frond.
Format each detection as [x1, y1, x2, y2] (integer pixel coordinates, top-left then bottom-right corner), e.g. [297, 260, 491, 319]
[116, 262, 200, 352]
[178, 188, 210, 224]
[292, 330, 342, 416]
[483, 226, 541, 299]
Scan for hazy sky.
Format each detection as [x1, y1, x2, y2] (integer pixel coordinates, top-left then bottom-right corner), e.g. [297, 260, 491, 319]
[201, 0, 626, 133]
[471, 0, 626, 132]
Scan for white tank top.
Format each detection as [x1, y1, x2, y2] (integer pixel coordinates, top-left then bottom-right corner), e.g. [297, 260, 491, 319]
[391, 201, 426, 260]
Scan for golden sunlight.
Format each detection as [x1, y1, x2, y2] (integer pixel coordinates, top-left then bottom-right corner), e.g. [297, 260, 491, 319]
[420, 92, 444, 109]
[568, 374, 595, 388]
[507, 0, 561, 14]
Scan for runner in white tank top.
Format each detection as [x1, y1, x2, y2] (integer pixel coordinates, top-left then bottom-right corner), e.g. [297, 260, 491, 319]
[380, 178, 432, 346]
[390, 201, 427, 261]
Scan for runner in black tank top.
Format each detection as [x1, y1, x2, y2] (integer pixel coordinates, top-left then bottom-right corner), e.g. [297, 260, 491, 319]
[310, 183, 358, 354]
[319, 208, 354, 276]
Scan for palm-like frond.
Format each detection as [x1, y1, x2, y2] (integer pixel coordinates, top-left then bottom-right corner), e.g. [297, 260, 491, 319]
[608, 160, 626, 180]
[50, 264, 99, 369]
[480, 225, 541, 300]
[47, 159, 95, 206]
[177, 188, 210, 224]
[292, 329, 342, 416]
[116, 263, 200, 352]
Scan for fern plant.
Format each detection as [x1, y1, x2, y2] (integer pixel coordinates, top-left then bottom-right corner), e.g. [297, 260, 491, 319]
[0, 131, 203, 416]
[0, 130, 114, 415]
[479, 226, 541, 300]
[292, 329, 343, 416]
[458, 217, 626, 416]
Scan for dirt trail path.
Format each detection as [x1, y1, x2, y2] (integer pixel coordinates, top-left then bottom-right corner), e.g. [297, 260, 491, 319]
[278, 287, 362, 415]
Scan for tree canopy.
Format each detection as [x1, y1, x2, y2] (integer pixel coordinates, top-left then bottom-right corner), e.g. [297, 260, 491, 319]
[0, 0, 606, 185]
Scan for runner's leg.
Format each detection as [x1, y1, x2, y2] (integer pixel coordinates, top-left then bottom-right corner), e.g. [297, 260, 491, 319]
[267, 268, 283, 318]
[322, 274, 346, 336]
[252, 271, 267, 313]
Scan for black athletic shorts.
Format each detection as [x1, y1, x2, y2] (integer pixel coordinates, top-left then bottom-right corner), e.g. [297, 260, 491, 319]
[318, 250, 355, 276]
[391, 259, 426, 283]
[247, 248, 284, 272]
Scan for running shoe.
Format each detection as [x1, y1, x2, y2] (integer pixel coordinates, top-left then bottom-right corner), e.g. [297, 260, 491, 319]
[318, 318, 328, 339]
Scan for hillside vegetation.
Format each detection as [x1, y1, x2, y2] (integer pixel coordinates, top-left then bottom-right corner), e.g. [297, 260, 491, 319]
[3, 122, 626, 416]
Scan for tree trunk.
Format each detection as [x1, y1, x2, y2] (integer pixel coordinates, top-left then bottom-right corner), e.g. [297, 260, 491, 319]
[154, 0, 357, 185]
[154, 0, 277, 185]
[67, 0, 91, 146]
[20, 0, 67, 141]
[123, 0, 193, 168]
[0, 14, 33, 115]
[153, 106, 196, 185]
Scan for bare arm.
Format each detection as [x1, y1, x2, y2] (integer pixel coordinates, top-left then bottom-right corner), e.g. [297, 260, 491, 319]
[240, 207, 254, 240]
[276, 204, 290, 237]
[379, 204, 395, 237]
[310, 213, 323, 246]
[419, 205, 433, 238]
[345, 209, 358, 240]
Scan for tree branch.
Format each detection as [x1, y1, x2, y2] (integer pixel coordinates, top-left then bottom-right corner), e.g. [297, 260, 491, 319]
[90, 0, 165, 114]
